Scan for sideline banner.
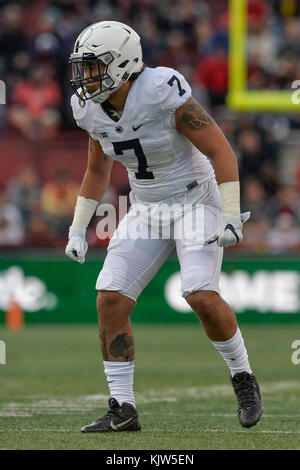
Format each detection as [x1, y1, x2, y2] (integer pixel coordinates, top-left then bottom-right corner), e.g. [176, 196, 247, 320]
[0, 254, 299, 323]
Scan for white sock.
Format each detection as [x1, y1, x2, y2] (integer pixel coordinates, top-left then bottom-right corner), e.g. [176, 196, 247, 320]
[211, 328, 253, 377]
[103, 360, 136, 407]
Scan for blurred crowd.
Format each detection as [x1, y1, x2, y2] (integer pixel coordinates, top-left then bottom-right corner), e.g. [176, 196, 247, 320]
[1, 0, 300, 252]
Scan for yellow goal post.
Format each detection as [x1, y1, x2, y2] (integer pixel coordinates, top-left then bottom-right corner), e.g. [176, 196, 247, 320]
[226, 0, 300, 112]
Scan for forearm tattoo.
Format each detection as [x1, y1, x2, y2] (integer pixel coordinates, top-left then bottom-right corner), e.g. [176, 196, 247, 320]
[109, 333, 135, 361]
[176, 97, 213, 131]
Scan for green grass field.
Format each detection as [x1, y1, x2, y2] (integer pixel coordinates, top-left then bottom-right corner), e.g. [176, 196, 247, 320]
[0, 323, 299, 450]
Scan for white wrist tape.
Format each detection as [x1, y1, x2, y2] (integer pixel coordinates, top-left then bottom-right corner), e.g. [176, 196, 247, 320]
[71, 195, 99, 230]
[218, 181, 241, 217]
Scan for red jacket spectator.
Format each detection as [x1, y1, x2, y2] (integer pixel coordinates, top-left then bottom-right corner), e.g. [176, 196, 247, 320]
[12, 68, 61, 119]
[194, 48, 228, 103]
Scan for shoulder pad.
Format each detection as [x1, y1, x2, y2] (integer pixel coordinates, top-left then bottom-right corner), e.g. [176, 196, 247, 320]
[70, 93, 95, 132]
[139, 67, 191, 119]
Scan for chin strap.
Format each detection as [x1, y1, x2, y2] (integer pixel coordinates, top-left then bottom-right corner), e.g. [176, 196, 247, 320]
[89, 82, 122, 104]
[90, 89, 112, 104]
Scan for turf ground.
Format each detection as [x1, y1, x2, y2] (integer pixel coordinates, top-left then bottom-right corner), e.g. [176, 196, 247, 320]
[0, 323, 299, 450]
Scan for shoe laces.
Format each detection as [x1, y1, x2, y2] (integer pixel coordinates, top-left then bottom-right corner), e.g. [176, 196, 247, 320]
[235, 380, 258, 408]
[99, 403, 128, 423]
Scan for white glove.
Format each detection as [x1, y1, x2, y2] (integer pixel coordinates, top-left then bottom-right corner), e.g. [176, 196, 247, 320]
[204, 212, 251, 248]
[65, 227, 88, 264]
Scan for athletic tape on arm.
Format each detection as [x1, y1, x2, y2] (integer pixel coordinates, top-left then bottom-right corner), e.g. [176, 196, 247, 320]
[218, 181, 240, 217]
[71, 195, 99, 229]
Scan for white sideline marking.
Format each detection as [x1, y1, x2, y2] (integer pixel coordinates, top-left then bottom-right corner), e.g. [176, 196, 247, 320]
[0, 429, 74, 433]
[206, 430, 300, 435]
[0, 429, 300, 435]
[0, 380, 299, 417]
[142, 412, 300, 418]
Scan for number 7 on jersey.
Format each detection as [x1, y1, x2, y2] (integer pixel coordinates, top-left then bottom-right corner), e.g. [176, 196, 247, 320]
[167, 75, 186, 97]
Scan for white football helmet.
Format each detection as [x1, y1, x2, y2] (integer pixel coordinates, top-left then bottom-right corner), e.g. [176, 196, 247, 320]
[69, 21, 143, 104]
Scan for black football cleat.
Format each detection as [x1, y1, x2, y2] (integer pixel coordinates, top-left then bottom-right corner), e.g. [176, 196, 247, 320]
[81, 397, 142, 433]
[231, 372, 264, 428]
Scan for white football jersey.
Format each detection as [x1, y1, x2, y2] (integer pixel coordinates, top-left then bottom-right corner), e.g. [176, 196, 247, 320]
[71, 66, 215, 202]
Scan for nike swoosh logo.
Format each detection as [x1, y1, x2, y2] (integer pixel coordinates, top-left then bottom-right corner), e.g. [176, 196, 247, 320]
[132, 123, 144, 131]
[110, 417, 134, 431]
[206, 237, 218, 245]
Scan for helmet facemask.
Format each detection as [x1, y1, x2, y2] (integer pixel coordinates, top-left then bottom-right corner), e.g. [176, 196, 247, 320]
[70, 52, 116, 104]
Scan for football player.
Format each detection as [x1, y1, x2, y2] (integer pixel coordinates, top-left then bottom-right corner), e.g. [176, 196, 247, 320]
[66, 21, 263, 433]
